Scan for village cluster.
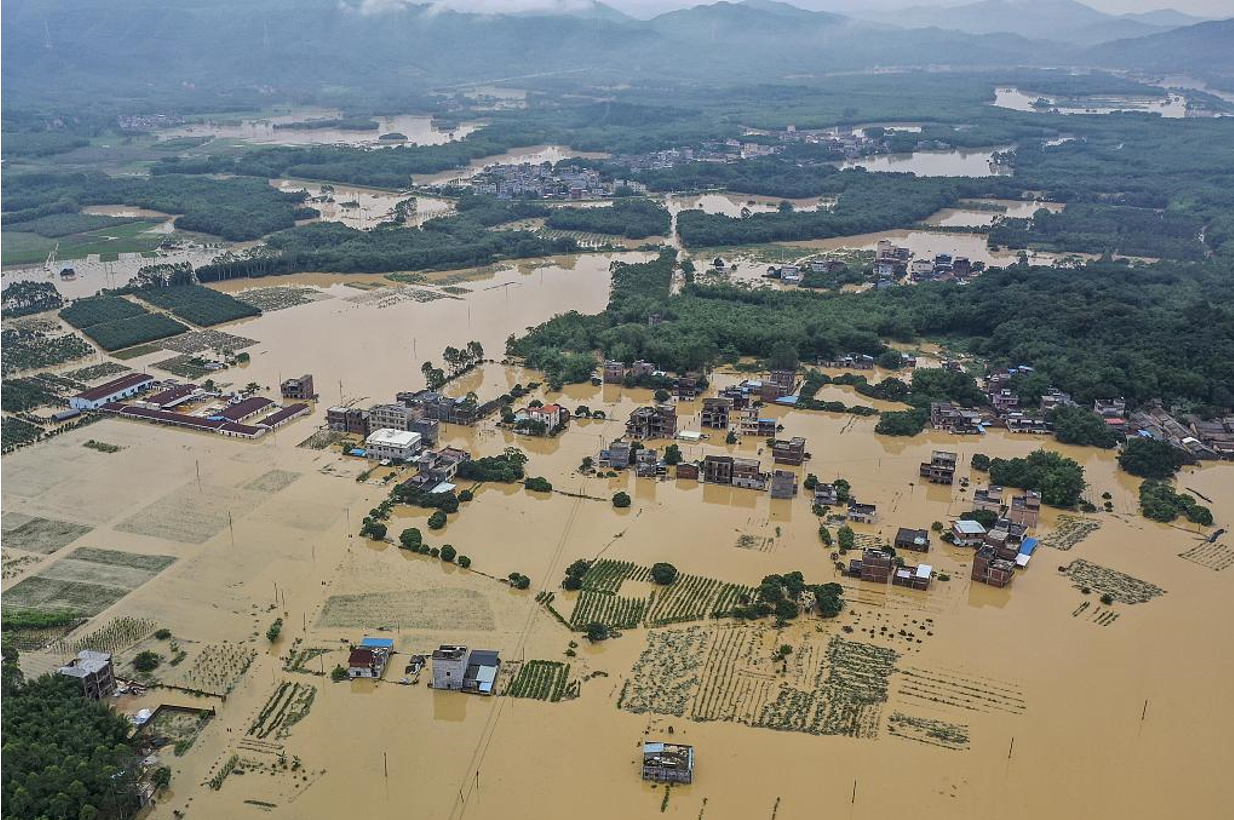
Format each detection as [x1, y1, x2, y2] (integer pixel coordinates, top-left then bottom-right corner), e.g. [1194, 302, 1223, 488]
[931, 364, 1234, 458]
[448, 162, 648, 201]
[759, 238, 984, 291]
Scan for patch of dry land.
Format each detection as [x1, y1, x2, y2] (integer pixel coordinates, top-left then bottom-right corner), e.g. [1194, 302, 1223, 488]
[3, 249, 1232, 820]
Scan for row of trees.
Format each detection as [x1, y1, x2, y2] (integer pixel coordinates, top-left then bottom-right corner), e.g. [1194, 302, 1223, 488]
[1, 281, 63, 319]
[543, 198, 670, 239]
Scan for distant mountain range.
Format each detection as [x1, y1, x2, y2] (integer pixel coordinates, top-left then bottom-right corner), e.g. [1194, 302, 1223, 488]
[2, 0, 1231, 104]
[1087, 18, 1234, 88]
[855, 0, 1212, 45]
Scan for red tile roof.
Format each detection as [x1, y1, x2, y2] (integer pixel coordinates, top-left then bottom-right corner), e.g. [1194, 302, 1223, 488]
[73, 372, 154, 402]
[145, 383, 198, 407]
[348, 648, 375, 668]
[217, 397, 274, 421]
[256, 403, 309, 427]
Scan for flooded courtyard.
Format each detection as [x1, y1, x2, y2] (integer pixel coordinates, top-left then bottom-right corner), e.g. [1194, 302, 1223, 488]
[2, 245, 1231, 820]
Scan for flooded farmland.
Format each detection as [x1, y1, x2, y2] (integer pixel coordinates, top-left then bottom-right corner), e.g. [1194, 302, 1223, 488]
[921, 199, 1066, 228]
[270, 179, 455, 230]
[3, 244, 1231, 820]
[415, 146, 612, 187]
[666, 192, 834, 217]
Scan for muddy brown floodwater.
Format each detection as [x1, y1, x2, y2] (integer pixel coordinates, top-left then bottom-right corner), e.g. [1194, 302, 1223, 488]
[158, 109, 482, 147]
[991, 88, 1194, 118]
[2, 250, 1232, 820]
[838, 147, 1012, 177]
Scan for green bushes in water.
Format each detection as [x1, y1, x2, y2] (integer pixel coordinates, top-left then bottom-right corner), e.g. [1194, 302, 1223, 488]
[1138, 480, 1212, 525]
[988, 450, 1086, 508]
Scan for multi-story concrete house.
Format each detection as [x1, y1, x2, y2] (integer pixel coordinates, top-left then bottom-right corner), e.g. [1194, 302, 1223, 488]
[701, 397, 733, 429]
[626, 405, 677, 440]
[919, 450, 958, 484]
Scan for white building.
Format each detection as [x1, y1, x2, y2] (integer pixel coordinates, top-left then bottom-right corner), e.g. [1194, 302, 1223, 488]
[364, 428, 422, 462]
[69, 372, 156, 410]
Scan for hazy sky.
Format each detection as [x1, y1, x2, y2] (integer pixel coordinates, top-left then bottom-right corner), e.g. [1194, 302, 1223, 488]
[597, 0, 1234, 18]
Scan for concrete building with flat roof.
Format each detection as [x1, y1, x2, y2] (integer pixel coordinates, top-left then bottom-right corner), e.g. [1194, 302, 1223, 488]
[58, 650, 116, 699]
[280, 374, 316, 401]
[432, 645, 470, 690]
[769, 470, 798, 499]
[364, 428, 422, 462]
[642, 742, 694, 784]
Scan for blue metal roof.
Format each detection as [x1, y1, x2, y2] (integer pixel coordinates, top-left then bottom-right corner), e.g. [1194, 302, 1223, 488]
[1019, 537, 1039, 556]
[349, 448, 367, 456]
[360, 637, 394, 648]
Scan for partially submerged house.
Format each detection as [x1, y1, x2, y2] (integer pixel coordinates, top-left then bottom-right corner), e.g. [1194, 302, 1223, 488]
[431, 645, 470, 690]
[599, 440, 632, 469]
[972, 485, 1004, 513]
[919, 450, 958, 485]
[930, 402, 982, 435]
[602, 360, 625, 383]
[626, 405, 678, 440]
[770, 436, 807, 466]
[462, 649, 501, 695]
[347, 637, 394, 679]
[1007, 491, 1042, 528]
[769, 470, 798, 499]
[58, 650, 116, 699]
[951, 519, 988, 547]
[431, 645, 500, 695]
[642, 742, 694, 785]
[700, 397, 733, 430]
[847, 549, 892, 583]
[892, 563, 933, 591]
[894, 527, 930, 553]
[847, 500, 877, 524]
[813, 483, 840, 506]
[972, 545, 1016, 588]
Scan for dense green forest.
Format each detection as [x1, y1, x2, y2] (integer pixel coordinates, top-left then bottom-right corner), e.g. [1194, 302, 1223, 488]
[2, 172, 309, 241]
[544, 199, 670, 239]
[675, 172, 976, 247]
[622, 156, 845, 199]
[512, 254, 1233, 409]
[989, 203, 1207, 260]
[1, 663, 144, 820]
